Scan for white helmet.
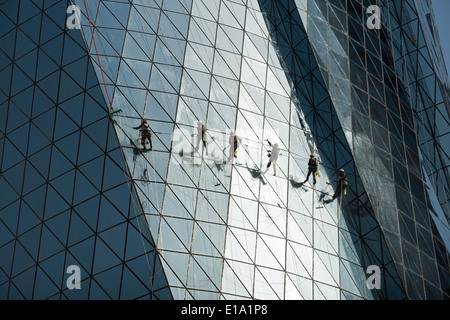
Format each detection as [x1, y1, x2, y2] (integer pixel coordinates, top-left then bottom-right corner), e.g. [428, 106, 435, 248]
[274, 143, 279, 147]
[197, 120, 202, 125]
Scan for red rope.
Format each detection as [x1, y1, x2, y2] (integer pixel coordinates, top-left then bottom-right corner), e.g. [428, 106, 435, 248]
[83, 0, 113, 107]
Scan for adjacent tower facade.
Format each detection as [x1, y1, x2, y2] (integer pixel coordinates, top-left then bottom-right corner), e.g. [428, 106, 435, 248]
[0, 0, 448, 299]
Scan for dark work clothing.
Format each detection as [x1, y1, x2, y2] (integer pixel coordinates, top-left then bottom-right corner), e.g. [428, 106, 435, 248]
[305, 170, 316, 184]
[228, 135, 242, 162]
[134, 123, 153, 149]
[304, 157, 318, 184]
[197, 124, 207, 141]
[333, 173, 348, 199]
[308, 157, 318, 172]
[195, 124, 209, 155]
[265, 159, 276, 175]
[233, 136, 240, 151]
[141, 130, 152, 149]
[133, 123, 150, 132]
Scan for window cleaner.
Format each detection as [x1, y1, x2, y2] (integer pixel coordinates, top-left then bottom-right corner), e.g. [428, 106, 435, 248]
[228, 130, 242, 163]
[193, 121, 210, 156]
[304, 153, 319, 185]
[332, 169, 348, 199]
[263, 140, 280, 176]
[133, 119, 153, 151]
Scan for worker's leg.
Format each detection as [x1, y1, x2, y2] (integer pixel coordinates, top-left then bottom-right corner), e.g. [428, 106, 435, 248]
[146, 132, 153, 150]
[304, 170, 312, 182]
[332, 183, 342, 199]
[263, 159, 271, 173]
[141, 133, 147, 149]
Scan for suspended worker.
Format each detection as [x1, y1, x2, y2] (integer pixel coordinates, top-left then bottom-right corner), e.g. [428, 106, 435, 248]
[332, 169, 348, 199]
[304, 153, 319, 185]
[133, 119, 152, 151]
[263, 140, 280, 176]
[228, 130, 242, 163]
[194, 121, 209, 155]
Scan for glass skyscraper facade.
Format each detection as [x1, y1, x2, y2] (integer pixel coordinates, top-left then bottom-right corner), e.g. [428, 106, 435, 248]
[0, 0, 449, 300]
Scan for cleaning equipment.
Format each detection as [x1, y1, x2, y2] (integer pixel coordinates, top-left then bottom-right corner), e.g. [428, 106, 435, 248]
[107, 108, 123, 118]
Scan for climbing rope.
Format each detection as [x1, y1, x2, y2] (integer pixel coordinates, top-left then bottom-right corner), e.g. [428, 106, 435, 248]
[83, 0, 113, 109]
[81, 0, 167, 293]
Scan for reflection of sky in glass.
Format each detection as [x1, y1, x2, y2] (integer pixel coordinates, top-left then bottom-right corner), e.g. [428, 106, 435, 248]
[432, 0, 450, 78]
[4, 0, 448, 300]
[422, 166, 450, 249]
